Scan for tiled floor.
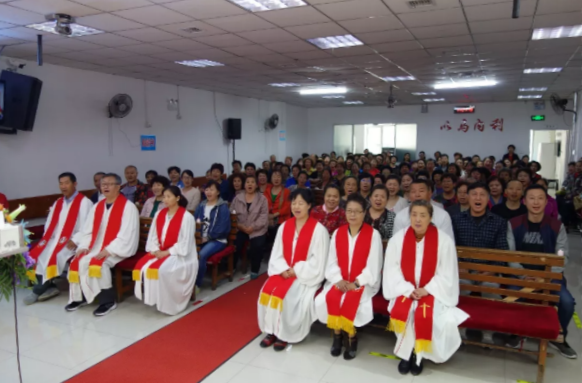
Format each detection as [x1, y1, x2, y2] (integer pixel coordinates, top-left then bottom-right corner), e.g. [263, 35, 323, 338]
[0, 234, 581, 383]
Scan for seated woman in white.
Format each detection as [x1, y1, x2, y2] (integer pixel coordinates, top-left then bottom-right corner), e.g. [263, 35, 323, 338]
[258, 188, 330, 351]
[383, 200, 468, 376]
[315, 193, 383, 360]
[134, 186, 198, 315]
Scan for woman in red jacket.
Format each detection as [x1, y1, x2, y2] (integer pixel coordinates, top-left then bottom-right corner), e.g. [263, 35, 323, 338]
[264, 170, 291, 239]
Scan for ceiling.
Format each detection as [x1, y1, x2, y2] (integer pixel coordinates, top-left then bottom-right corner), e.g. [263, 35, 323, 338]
[0, 0, 581, 108]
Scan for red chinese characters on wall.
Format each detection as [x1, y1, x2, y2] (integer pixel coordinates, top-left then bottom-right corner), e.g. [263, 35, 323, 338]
[458, 119, 469, 133]
[440, 121, 452, 131]
[490, 118, 504, 132]
[439, 118, 504, 132]
[474, 119, 484, 132]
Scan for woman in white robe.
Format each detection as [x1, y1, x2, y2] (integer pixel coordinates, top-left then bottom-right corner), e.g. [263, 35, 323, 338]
[315, 193, 383, 359]
[135, 186, 198, 315]
[383, 200, 468, 376]
[258, 188, 330, 351]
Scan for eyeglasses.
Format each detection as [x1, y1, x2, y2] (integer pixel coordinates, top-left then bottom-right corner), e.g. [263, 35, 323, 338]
[101, 182, 119, 187]
[346, 209, 364, 215]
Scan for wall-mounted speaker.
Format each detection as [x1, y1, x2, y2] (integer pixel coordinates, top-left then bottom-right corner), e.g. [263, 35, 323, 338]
[225, 118, 241, 140]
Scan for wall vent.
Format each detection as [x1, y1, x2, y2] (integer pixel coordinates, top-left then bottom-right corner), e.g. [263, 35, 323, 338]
[407, 0, 435, 9]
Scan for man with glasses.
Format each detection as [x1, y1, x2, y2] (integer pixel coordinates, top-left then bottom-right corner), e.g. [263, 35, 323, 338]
[66, 173, 139, 316]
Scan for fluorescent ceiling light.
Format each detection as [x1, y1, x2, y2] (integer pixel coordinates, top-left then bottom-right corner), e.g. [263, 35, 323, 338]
[519, 87, 547, 92]
[26, 21, 103, 37]
[412, 92, 436, 96]
[343, 101, 363, 105]
[533, 25, 582, 40]
[269, 83, 299, 87]
[518, 95, 542, 99]
[524, 68, 562, 74]
[322, 95, 345, 99]
[383, 76, 415, 81]
[175, 59, 224, 68]
[228, 0, 306, 12]
[299, 87, 347, 95]
[423, 98, 445, 102]
[308, 35, 363, 49]
[433, 80, 497, 89]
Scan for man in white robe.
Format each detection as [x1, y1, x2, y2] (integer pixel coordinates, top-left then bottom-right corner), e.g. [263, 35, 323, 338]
[24, 172, 92, 305]
[134, 207, 198, 315]
[66, 173, 139, 316]
[258, 218, 329, 348]
[393, 180, 454, 241]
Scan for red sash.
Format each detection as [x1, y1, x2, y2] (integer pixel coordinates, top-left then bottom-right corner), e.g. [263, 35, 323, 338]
[132, 207, 186, 281]
[326, 224, 373, 335]
[29, 193, 85, 280]
[388, 225, 438, 354]
[259, 217, 318, 311]
[68, 195, 128, 283]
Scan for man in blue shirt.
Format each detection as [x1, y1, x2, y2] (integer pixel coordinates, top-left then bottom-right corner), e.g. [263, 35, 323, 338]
[285, 165, 311, 188]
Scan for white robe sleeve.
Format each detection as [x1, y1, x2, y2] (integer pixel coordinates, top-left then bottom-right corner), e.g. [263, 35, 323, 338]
[294, 224, 330, 287]
[44, 201, 56, 232]
[267, 222, 291, 276]
[145, 211, 161, 253]
[437, 208, 455, 242]
[168, 213, 195, 257]
[392, 209, 408, 237]
[105, 203, 139, 258]
[355, 230, 383, 287]
[78, 203, 97, 250]
[424, 230, 460, 307]
[324, 231, 343, 285]
[72, 197, 93, 245]
[383, 230, 415, 300]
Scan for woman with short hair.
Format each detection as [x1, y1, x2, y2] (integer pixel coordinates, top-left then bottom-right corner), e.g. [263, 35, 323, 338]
[257, 169, 270, 194]
[227, 173, 246, 202]
[180, 170, 201, 212]
[385, 176, 408, 213]
[340, 176, 358, 209]
[141, 176, 170, 218]
[310, 184, 348, 235]
[364, 185, 395, 240]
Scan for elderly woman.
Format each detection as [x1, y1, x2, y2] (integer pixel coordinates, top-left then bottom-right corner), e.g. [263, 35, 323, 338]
[364, 185, 395, 240]
[385, 175, 408, 213]
[401, 173, 413, 202]
[310, 184, 348, 235]
[265, 170, 291, 238]
[315, 193, 382, 360]
[319, 167, 333, 190]
[232, 175, 269, 279]
[228, 173, 246, 203]
[383, 200, 468, 376]
[340, 176, 358, 209]
[359, 172, 373, 200]
[140, 176, 170, 218]
[517, 168, 532, 190]
[257, 169, 270, 194]
[488, 176, 505, 207]
[181, 170, 201, 212]
[288, 171, 309, 192]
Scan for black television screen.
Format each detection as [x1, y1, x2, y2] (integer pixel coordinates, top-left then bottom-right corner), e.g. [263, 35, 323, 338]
[0, 70, 43, 132]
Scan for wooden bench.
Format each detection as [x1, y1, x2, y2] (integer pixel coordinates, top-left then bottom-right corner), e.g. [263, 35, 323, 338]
[372, 243, 564, 383]
[313, 189, 324, 206]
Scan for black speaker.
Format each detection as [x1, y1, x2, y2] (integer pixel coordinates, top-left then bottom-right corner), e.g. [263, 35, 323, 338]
[225, 118, 241, 140]
[0, 70, 43, 132]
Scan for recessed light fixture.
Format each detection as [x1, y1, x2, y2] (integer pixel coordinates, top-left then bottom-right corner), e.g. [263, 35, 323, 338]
[269, 83, 299, 87]
[307, 35, 363, 49]
[299, 87, 347, 95]
[383, 76, 415, 81]
[423, 98, 445, 102]
[519, 87, 547, 92]
[228, 0, 307, 12]
[343, 101, 363, 105]
[433, 80, 497, 89]
[27, 21, 103, 37]
[322, 95, 345, 99]
[533, 25, 582, 40]
[518, 95, 542, 99]
[523, 68, 562, 74]
[412, 92, 436, 96]
[175, 59, 224, 68]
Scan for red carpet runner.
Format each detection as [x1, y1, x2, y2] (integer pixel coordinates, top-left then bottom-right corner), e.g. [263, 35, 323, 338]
[67, 275, 267, 383]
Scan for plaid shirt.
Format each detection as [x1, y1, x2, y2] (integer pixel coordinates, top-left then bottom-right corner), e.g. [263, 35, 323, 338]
[120, 180, 152, 205]
[364, 209, 396, 240]
[452, 210, 509, 265]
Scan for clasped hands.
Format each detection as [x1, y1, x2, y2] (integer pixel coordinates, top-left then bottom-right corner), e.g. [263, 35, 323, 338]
[74, 248, 110, 260]
[335, 280, 358, 293]
[151, 250, 170, 259]
[410, 287, 428, 300]
[281, 268, 296, 279]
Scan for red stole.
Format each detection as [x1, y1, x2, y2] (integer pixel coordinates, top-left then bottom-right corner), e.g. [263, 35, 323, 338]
[132, 207, 186, 281]
[29, 193, 85, 280]
[325, 224, 373, 335]
[68, 195, 128, 283]
[388, 225, 438, 354]
[259, 217, 318, 311]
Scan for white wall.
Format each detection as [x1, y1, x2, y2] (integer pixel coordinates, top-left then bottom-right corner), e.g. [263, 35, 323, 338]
[0, 58, 307, 199]
[307, 102, 571, 159]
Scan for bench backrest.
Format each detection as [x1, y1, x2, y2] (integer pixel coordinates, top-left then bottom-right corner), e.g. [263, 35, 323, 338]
[195, 214, 238, 251]
[138, 217, 153, 252]
[313, 189, 324, 206]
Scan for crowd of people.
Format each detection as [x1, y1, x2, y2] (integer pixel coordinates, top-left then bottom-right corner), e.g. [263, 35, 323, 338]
[16, 144, 578, 378]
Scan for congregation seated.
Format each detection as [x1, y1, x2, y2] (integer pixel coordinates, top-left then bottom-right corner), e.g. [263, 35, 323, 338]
[134, 186, 197, 315]
[90, 171, 105, 204]
[487, 176, 504, 207]
[339, 176, 358, 209]
[232, 160, 242, 174]
[145, 170, 157, 185]
[446, 181, 470, 217]
[257, 169, 269, 194]
[385, 175, 408, 213]
[140, 176, 170, 218]
[364, 185, 395, 241]
[168, 166, 184, 188]
[193, 180, 231, 290]
[281, 165, 290, 184]
[121, 165, 152, 206]
[400, 173, 413, 202]
[209, 163, 231, 202]
[433, 173, 457, 209]
[227, 172, 245, 202]
[358, 172, 372, 200]
[180, 170, 201, 213]
[288, 171, 309, 192]
[491, 179, 527, 220]
[264, 170, 291, 236]
[318, 167, 333, 190]
[244, 162, 256, 177]
[536, 178, 558, 219]
[310, 184, 347, 235]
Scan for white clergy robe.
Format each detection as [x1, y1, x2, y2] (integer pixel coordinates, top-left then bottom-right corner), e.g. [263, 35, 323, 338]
[392, 203, 455, 242]
[258, 220, 330, 343]
[315, 228, 383, 327]
[383, 227, 469, 364]
[69, 199, 139, 303]
[135, 210, 198, 315]
[36, 195, 92, 281]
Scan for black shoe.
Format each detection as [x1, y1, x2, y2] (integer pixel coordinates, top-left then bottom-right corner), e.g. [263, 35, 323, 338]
[398, 357, 411, 375]
[273, 339, 288, 352]
[64, 300, 87, 312]
[331, 332, 343, 357]
[410, 354, 423, 376]
[260, 334, 277, 348]
[93, 302, 117, 316]
[343, 335, 358, 360]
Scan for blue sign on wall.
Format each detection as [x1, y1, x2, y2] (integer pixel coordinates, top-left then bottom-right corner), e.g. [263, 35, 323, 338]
[141, 135, 156, 151]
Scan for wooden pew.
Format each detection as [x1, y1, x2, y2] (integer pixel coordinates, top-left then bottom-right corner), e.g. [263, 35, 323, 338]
[313, 189, 324, 206]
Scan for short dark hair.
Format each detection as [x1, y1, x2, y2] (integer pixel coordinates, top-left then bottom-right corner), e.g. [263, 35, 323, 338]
[59, 172, 76, 183]
[232, 160, 242, 167]
[441, 153, 449, 159]
[441, 173, 458, 183]
[94, 171, 105, 177]
[323, 183, 343, 198]
[204, 179, 221, 193]
[370, 184, 389, 198]
[163, 185, 188, 208]
[244, 162, 256, 170]
[467, 181, 490, 195]
[290, 187, 314, 206]
[302, 153, 310, 158]
[228, 173, 246, 192]
[517, 168, 532, 179]
[145, 170, 158, 178]
[456, 181, 469, 192]
[297, 171, 308, 180]
[416, 170, 429, 179]
[508, 144, 516, 150]
[167, 166, 181, 174]
[291, 164, 301, 171]
[411, 178, 433, 192]
[346, 193, 367, 212]
[487, 175, 505, 191]
[359, 172, 373, 181]
[211, 163, 224, 174]
[151, 176, 170, 188]
[431, 169, 444, 182]
[386, 175, 400, 184]
[529, 160, 542, 171]
[281, 164, 290, 172]
[409, 200, 433, 217]
[181, 169, 194, 178]
[419, 151, 425, 155]
[374, 174, 386, 184]
[524, 184, 547, 198]
[568, 161, 576, 167]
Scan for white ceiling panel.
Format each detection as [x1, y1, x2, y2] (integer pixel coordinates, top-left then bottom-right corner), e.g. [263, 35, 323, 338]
[398, 7, 465, 28]
[164, 0, 247, 19]
[204, 14, 275, 33]
[382, 0, 462, 14]
[193, 33, 253, 48]
[284, 50, 333, 60]
[409, 23, 469, 39]
[257, 6, 331, 27]
[0, 26, 64, 41]
[263, 40, 319, 53]
[285, 22, 348, 39]
[116, 27, 182, 42]
[113, 5, 192, 26]
[472, 30, 531, 44]
[371, 40, 424, 53]
[44, 38, 104, 51]
[420, 35, 473, 48]
[464, 0, 536, 22]
[339, 16, 403, 33]
[157, 20, 227, 37]
[222, 44, 277, 56]
[153, 38, 211, 50]
[237, 28, 298, 44]
[8, 0, 102, 16]
[536, 0, 582, 15]
[315, 0, 394, 21]
[120, 43, 176, 55]
[533, 13, 582, 29]
[77, 33, 141, 47]
[77, 13, 146, 31]
[183, 48, 237, 60]
[0, 4, 45, 24]
[469, 17, 533, 34]
[355, 29, 414, 44]
[74, 0, 154, 12]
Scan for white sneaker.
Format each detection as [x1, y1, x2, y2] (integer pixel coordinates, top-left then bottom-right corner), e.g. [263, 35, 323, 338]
[23, 292, 39, 305]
